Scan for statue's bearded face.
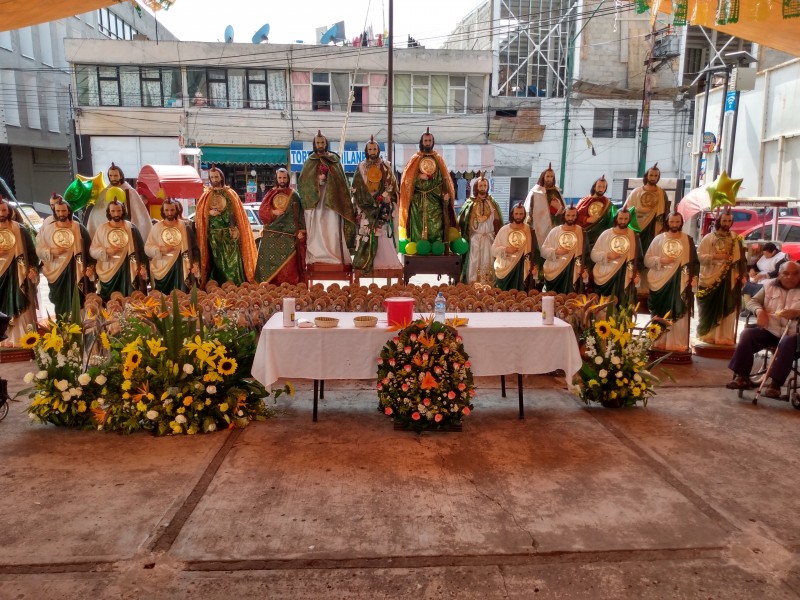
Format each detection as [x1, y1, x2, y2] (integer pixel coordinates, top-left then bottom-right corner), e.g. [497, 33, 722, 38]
[109, 203, 124, 222]
[314, 137, 327, 153]
[108, 168, 123, 186]
[55, 204, 70, 222]
[209, 170, 224, 188]
[719, 214, 733, 231]
[276, 171, 290, 188]
[615, 212, 631, 229]
[0, 204, 9, 222]
[421, 134, 434, 153]
[595, 180, 607, 196]
[366, 143, 380, 160]
[564, 209, 577, 225]
[543, 171, 555, 188]
[511, 207, 526, 224]
[163, 203, 178, 221]
[476, 180, 489, 196]
[646, 169, 660, 185]
[668, 215, 683, 232]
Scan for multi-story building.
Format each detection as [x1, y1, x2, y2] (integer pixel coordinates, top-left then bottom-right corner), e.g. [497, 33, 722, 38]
[66, 40, 494, 208]
[0, 6, 176, 210]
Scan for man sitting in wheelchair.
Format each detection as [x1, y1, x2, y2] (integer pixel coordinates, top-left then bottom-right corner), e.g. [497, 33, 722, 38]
[727, 261, 800, 398]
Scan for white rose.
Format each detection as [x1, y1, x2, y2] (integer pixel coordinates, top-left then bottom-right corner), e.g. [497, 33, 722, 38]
[237, 410, 244, 417]
[594, 356, 603, 365]
[78, 373, 91, 386]
[61, 391, 71, 401]
[207, 423, 217, 432]
[146, 410, 159, 420]
[598, 369, 608, 378]
[616, 371, 623, 378]
[95, 374, 107, 385]
[183, 364, 194, 374]
[36, 370, 48, 380]
[175, 414, 187, 424]
[633, 374, 642, 383]
[55, 379, 69, 391]
[611, 356, 621, 365]
[23, 372, 35, 383]
[206, 385, 217, 394]
[69, 387, 82, 397]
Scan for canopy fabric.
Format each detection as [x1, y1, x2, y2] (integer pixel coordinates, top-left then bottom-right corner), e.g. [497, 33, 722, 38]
[200, 146, 288, 166]
[0, 0, 176, 31]
[676, 185, 711, 221]
[649, 0, 800, 56]
[136, 164, 203, 202]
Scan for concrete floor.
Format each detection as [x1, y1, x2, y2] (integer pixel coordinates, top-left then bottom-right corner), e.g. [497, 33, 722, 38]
[1, 354, 799, 599]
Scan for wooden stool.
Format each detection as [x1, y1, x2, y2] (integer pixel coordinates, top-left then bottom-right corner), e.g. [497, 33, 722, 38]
[306, 263, 354, 287]
[403, 254, 462, 285]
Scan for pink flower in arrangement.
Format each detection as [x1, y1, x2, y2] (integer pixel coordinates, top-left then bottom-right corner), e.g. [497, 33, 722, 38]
[412, 412, 421, 421]
[377, 358, 383, 364]
[434, 366, 442, 375]
[447, 391, 456, 400]
[410, 334, 417, 341]
[462, 406, 471, 416]
[423, 398, 431, 406]
[393, 336, 400, 343]
[389, 359, 396, 366]
[377, 383, 382, 390]
[464, 361, 471, 368]
[404, 364, 412, 372]
[384, 407, 393, 415]
[453, 363, 460, 370]
[404, 346, 412, 354]
[422, 353, 429, 361]
[401, 383, 409, 392]
[458, 383, 466, 391]
[469, 389, 476, 397]
[434, 413, 443, 422]
[456, 336, 462, 343]
[437, 333, 445, 341]
[443, 347, 450, 354]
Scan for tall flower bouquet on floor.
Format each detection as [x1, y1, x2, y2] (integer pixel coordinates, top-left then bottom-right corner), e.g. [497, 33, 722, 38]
[377, 317, 475, 431]
[24, 291, 291, 435]
[575, 303, 670, 408]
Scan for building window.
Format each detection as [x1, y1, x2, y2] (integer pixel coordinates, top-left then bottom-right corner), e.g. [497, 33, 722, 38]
[0, 70, 20, 126]
[369, 73, 387, 113]
[247, 69, 267, 108]
[47, 82, 61, 133]
[38, 24, 53, 66]
[352, 73, 368, 113]
[97, 8, 137, 40]
[312, 72, 331, 111]
[189, 67, 285, 109]
[394, 73, 484, 114]
[208, 68, 228, 108]
[98, 66, 120, 106]
[19, 27, 34, 59]
[412, 74, 429, 113]
[617, 109, 638, 139]
[0, 31, 12, 52]
[77, 64, 181, 108]
[593, 108, 614, 138]
[23, 73, 41, 130]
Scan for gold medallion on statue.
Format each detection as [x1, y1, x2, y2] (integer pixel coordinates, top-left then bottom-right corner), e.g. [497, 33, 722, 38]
[588, 201, 603, 218]
[272, 193, 290, 212]
[161, 226, 182, 247]
[663, 238, 682, 259]
[640, 190, 658, 209]
[366, 165, 382, 183]
[52, 228, 75, 249]
[610, 234, 630, 255]
[508, 229, 526, 249]
[714, 236, 733, 255]
[209, 193, 227, 212]
[419, 156, 437, 176]
[0, 229, 14, 251]
[107, 227, 129, 249]
[558, 230, 578, 251]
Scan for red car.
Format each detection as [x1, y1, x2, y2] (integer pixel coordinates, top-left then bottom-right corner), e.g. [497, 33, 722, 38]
[740, 217, 800, 262]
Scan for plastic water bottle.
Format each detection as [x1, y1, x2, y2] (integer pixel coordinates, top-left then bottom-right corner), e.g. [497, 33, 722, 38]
[434, 292, 446, 323]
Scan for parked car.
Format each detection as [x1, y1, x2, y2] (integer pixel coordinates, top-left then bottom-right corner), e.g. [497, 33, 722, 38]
[700, 208, 766, 237]
[740, 217, 800, 262]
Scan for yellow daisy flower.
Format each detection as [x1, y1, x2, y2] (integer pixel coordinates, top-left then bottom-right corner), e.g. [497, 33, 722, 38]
[100, 332, 111, 350]
[647, 324, 662, 340]
[595, 321, 612, 339]
[20, 332, 40, 349]
[217, 357, 238, 376]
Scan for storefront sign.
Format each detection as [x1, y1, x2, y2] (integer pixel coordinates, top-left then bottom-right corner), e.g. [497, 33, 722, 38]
[290, 141, 385, 173]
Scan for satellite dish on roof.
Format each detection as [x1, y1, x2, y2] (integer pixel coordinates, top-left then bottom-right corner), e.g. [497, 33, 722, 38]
[319, 21, 346, 45]
[224, 25, 234, 43]
[252, 23, 270, 44]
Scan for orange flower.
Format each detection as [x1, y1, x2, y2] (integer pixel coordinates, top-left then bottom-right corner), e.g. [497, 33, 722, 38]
[387, 318, 413, 332]
[420, 372, 438, 390]
[412, 354, 425, 367]
[462, 406, 471, 416]
[417, 333, 435, 348]
[411, 412, 421, 421]
[384, 407, 393, 415]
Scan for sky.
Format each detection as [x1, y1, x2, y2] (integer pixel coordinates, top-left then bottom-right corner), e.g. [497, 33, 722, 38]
[152, 0, 482, 47]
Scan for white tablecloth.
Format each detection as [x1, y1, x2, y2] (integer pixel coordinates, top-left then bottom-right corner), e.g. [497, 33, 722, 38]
[251, 312, 582, 388]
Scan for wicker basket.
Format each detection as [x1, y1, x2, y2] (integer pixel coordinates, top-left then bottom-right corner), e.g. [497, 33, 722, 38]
[314, 316, 339, 328]
[353, 315, 378, 328]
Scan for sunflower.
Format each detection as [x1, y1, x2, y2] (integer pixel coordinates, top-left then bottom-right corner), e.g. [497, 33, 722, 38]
[594, 320, 612, 339]
[127, 350, 143, 368]
[20, 331, 40, 349]
[285, 382, 295, 396]
[217, 357, 238, 376]
[646, 324, 662, 340]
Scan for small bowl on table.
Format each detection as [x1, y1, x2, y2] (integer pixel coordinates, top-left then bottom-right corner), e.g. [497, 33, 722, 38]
[314, 316, 339, 328]
[353, 315, 378, 328]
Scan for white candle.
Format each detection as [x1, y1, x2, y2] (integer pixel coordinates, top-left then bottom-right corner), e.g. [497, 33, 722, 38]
[283, 297, 296, 327]
[542, 296, 555, 326]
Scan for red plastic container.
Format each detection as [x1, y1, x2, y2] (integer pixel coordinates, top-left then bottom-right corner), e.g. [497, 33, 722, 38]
[384, 297, 415, 326]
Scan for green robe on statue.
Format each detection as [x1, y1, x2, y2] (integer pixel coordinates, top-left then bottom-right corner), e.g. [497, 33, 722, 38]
[208, 204, 245, 286]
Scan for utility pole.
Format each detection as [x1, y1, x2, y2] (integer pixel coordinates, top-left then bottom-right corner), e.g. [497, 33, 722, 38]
[387, 0, 393, 164]
[636, 19, 658, 178]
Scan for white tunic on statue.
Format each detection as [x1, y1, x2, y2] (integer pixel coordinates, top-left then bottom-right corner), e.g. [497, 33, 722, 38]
[372, 203, 402, 270]
[305, 182, 351, 266]
[644, 232, 691, 352]
[467, 206, 498, 284]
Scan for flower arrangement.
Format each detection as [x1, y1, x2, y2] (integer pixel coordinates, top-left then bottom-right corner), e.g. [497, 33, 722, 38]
[24, 292, 290, 435]
[575, 303, 670, 408]
[377, 318, 475, 431]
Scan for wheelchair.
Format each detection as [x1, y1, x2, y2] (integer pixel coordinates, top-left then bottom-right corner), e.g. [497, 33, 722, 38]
[0, 312, 9, 421]
[735, 316, 800, 409]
